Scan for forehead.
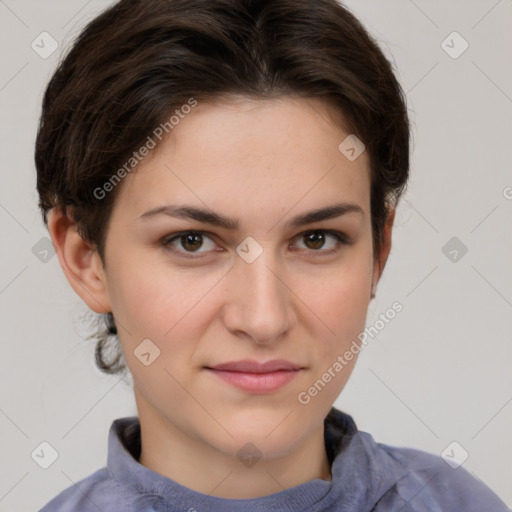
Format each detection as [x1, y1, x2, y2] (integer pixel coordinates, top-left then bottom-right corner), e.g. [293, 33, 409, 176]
[111, 96, 371, 225]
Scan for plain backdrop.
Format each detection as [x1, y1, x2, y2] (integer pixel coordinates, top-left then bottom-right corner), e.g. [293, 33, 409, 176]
[0, 0, 510, 510]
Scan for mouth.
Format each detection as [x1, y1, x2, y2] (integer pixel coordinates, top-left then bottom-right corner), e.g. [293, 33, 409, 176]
[204, 359, 304, 393]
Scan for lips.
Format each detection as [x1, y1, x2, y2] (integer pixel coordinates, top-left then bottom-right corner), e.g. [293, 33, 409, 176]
[204, 359, 303, 393]
[206, 359, 302, 373]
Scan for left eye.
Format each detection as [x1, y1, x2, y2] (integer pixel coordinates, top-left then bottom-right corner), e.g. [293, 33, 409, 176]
[162, 229, 348, 258]
[294, 230, 347, 253]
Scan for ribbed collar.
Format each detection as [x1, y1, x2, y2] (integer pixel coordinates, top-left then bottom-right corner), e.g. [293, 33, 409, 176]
[107, 407, 407, 512]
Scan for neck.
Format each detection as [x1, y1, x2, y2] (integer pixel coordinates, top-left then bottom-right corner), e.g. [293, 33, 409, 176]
[135, 392, 332, 498]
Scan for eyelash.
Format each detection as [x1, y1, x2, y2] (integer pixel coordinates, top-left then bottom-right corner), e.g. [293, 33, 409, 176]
[161, 229, 351, 260]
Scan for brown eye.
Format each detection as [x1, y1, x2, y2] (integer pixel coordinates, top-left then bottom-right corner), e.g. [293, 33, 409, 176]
[294, 230, 349, 255]
[303, 231, 327, 250]
[180, 232, 203, 252]
[163, 231, 217, 257]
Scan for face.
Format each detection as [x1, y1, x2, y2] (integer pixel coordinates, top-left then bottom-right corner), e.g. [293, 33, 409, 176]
[90, 96, 384, 458]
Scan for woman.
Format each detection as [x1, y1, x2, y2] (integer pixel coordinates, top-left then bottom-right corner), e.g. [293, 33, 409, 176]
[35, 0, 508, 510]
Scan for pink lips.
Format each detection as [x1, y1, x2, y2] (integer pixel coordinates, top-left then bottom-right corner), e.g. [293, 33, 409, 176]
[205, 359, 303, 393]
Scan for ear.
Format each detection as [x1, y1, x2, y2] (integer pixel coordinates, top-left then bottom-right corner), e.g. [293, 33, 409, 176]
[370, 208, 395, 299]
[47, 207, 111, 314]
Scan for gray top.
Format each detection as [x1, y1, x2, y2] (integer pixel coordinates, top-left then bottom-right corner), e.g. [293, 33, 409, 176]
[39, 407, 508, 511]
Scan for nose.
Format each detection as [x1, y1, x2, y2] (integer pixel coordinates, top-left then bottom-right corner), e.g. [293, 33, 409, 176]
[221, 248, 295, 345]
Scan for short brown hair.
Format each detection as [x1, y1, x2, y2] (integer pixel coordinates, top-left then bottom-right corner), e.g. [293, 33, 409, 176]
[35, 0, 410, 375]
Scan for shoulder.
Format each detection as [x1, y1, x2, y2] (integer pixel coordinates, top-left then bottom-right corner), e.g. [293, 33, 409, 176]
[362, 434, 509, 511]
[38, 468, 127, 512]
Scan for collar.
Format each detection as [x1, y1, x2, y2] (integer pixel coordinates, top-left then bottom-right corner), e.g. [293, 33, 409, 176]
[107, 407, 407, 511]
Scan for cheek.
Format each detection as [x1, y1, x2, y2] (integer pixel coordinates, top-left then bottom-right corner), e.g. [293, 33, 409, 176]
[298, 264, 371, 404]
[297, 262, 373, 397]
[106, 251, 189, 331]
[307, 252, 373, 340]
[106, 257, 224, 361]
[106, 263, 207, 402]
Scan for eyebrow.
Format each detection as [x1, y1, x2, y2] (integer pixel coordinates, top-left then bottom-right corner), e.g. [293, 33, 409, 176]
[139, 202, 364, 230]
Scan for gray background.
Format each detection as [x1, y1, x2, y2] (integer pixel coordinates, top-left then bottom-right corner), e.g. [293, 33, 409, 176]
[0, 0, 510, 510]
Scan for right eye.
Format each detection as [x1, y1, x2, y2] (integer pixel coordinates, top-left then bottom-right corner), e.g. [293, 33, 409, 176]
[161, 230, 219, 259]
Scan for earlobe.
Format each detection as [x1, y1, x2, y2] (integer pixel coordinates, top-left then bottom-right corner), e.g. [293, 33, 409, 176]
[371, 208, 396, 299]
[47, 207, 111, 314]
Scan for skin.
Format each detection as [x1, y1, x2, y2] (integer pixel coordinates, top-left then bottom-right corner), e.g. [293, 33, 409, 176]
[48, 96, 394, 499]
